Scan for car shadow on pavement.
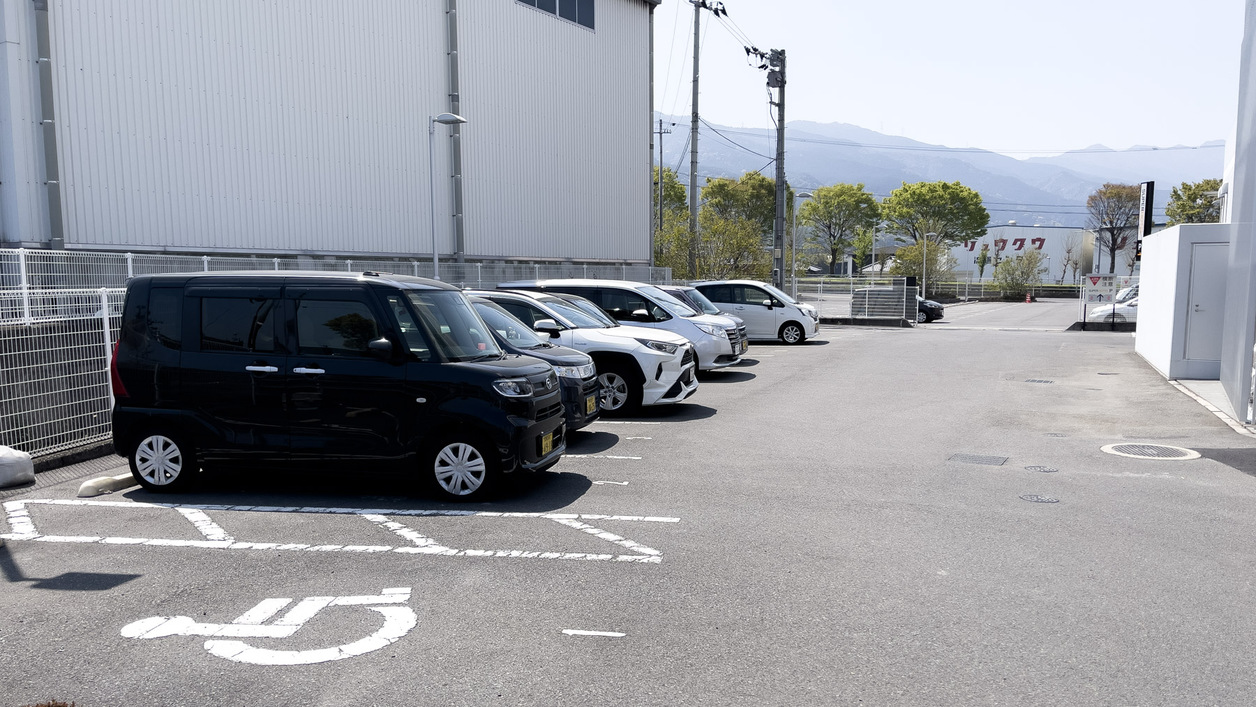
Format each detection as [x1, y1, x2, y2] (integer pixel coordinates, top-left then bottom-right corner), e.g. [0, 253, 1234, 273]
[1, 543, 140, 591]
[1195, 448, 1256, 477]
[566, 430, 620, 454]
[617, 403, 716, 423]
[697, 370, 756, 383]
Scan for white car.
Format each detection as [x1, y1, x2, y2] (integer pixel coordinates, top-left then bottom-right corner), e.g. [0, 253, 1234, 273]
[467, 289, 698, 415]
[497, 279, 744, 371]
[692, 280, 820, 344]
[1088, 297, 1139, 323]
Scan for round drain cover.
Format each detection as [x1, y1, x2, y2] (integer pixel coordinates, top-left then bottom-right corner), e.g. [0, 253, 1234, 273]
[1020, 494, 1059, 503]
[1102, 443, 1200, 461]
[1025, 466, 1058, 473]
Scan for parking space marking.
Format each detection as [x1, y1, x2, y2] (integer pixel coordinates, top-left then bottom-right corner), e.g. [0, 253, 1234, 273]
[564, 455, 643, 460]
[3, 499, 677, 563]
[589, 421, 663, 425]
[592, 481, 629, 486]
[624, 437, 652, 440]
[122, 587, 416, 666]
[562, 629, 626, 638]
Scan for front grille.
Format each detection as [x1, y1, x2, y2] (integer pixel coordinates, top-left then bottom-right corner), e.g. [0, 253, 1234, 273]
[536, 401, 564, 421]
[580, 376, 600, 395]
[681, 346, 695, 368]
[725, 327, 741, 353]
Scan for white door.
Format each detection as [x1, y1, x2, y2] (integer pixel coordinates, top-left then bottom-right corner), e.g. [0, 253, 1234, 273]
[1185, 243, 1228, 361]
[730, 284, 777, 339]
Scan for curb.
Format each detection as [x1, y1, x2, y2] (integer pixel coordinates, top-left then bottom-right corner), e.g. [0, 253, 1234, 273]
[77, 472, 138, 498]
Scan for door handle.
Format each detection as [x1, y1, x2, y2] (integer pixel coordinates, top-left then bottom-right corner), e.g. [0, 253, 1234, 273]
[293, 367, 326, 375]
[1194, 304, 1202, 312]
[245, 365, 278, 373]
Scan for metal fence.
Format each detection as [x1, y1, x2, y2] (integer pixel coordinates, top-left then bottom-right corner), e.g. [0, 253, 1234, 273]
[1, 288, 124, 458]
[0, 248, 672, 293]
[794, 277, 916, 320]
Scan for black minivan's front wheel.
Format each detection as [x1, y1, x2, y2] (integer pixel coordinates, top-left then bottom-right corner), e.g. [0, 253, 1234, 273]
[429, 438, 497, 501]
[130, 433, 197, 493]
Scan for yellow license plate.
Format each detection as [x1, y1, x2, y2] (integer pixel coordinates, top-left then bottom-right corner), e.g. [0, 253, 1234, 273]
[541, 432, 553, 456]
[586, 395, 597, 414]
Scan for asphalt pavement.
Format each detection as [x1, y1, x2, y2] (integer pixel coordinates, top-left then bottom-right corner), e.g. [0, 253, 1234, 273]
[4, 307, 1256, 705]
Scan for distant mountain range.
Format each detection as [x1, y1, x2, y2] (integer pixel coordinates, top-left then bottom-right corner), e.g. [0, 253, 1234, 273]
[656, 113, 1225, 228]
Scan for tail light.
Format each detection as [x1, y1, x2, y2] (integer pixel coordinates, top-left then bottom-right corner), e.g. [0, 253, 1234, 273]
[109, 340, 129, 399]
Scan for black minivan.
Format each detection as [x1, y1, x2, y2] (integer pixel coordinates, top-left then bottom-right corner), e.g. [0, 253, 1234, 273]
[110, 271, 566, 500]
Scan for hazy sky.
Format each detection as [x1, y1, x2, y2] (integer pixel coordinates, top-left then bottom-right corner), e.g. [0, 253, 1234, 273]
[652, 0, 1245, 157]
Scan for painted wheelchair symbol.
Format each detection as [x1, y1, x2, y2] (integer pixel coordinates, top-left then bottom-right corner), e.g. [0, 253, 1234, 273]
[121, 587, 416, 665]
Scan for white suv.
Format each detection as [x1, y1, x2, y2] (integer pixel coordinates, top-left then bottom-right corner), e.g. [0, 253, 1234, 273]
[692, 280, 820, 344]
[467, 290, 698, 415]
[498, 279, 744, 370]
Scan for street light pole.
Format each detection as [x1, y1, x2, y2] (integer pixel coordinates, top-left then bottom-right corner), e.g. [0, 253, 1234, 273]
[428, 112, 467, 280]
[790, 191, 813, 299]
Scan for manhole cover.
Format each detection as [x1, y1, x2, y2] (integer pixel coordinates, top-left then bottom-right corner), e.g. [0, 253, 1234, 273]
[1024, 379, 1054, 384]
[1101, 443, 1200, 460]
[949, 453, 1008, 466]
[1025, 466, 1058, 473]
[1020, 495, 1059, 503]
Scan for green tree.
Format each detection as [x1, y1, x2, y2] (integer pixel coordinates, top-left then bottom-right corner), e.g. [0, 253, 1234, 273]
[887, 241, 957, 296]
[991, 250, 1048, 299]
[799, 183, 879, 275]
[652, 166, 687, 226]
[701, 172, 782, 240]
[880, 181, 990, 246]
[976, 245, 989, 279]
[1166, 178, 1222, 225]
[1086, 183, 1140, 274]
[851, 228, 876, 277]
[697, 210, 770, 280]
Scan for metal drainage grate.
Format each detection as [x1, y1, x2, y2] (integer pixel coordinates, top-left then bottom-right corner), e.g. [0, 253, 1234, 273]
[949, 453, 1008, 466]
[1020, 494, 1059, 503]
[1025, 466, 1058, 473]
[1024, 379, 1054, 384]
[1101, 443, 1201, 461]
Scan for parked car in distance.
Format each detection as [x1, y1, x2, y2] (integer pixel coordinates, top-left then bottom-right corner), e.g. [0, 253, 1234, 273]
[917, 295, 945, 323]
[498, 279, 743, 370]
[691, 280, 819, 344]
[466, 289, 698, 415]
[111, 271, 566, 501]
[1088, 297, 1139, 323]
[469, 296, 600, 432]
[656, 284, 749, 357]
[1116, 284, 1139, 303]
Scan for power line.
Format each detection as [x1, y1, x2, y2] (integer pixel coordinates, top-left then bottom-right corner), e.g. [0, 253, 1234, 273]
[700, 117, 773, 159]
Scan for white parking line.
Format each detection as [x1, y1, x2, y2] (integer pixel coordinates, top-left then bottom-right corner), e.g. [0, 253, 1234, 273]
[562, 629, 625, 638]
[564, 455, 642, 460]
[2, 499, 677, 563]
[624, 437, 652, 440]
[592, 481, 629, 486]
[589, 421, 662, 425]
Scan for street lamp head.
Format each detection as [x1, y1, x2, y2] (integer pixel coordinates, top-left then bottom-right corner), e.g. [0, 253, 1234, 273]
[432, 112, 467, 125]
[797, 191, 814, 199]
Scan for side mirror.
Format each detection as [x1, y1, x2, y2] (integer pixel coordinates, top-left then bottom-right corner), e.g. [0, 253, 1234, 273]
[368, 337, 393, 356]
[533, 319, 562, 338]
[632, 308, 651, 322]
[761, 299, 773, 308]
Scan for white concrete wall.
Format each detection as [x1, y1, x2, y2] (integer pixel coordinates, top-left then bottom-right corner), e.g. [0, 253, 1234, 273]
[1135, 224, 1231, 380]
[0, 2, 50, 247]
[1220, 0, 1256, 423]
[949, 226, 1094, 282]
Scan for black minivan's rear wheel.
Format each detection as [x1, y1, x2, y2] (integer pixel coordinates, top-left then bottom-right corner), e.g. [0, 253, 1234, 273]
[130, 433, 197, 493]
[428, 437, 498, 501]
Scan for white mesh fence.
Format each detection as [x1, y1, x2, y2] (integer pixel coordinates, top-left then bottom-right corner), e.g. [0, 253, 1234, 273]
[795, 277, 915, 320]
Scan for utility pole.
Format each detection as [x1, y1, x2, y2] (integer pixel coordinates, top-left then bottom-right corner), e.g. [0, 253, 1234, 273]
[688, 1, 726, 279]
[769, 49, 787, 290]
[655, 119, 672, 233]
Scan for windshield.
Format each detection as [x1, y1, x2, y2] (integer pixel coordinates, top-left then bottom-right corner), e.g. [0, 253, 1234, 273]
[675, 288, 721, 316]
[540, 296, 614, 328]
[402, 290, 503, 362]
[551, 295, 618, 327]
[760, 283, 798, 305]
[472, 300, 549, 349]
[640, 285, 699, 317]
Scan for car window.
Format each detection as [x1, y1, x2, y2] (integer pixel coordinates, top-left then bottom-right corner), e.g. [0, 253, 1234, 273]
[540, 297, 610, 328]
[736, 285, 770, 305]
[597, 288, 670, 322]
[383, 293, 433, 362]
[493, 299, 551, 327]
[639, 286, 696, 317]
[404, 290, 502, 362]
[676, 288, 721, 316]
[149, 288, 182, 350]
[473, 300, 548, 348]
[200, 297, 276, 353]
[699, 284, 730, 303]
[760, 283, 798, 305]
[295, 299, 379, 357]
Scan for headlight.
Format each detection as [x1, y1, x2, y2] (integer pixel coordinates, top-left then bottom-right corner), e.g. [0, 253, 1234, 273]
[694, 323, 727, 338]
[492, 377, 533, 398]
[635, 338, 678, 354]
[553, 363, 596, 379]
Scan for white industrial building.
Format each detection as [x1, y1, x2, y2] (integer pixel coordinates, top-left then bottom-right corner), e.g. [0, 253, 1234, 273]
[0, 0, 659, 264]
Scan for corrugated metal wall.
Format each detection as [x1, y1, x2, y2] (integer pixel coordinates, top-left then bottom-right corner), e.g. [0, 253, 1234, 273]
[458, 1, 650, 262]
[43, 0, 650, 262]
